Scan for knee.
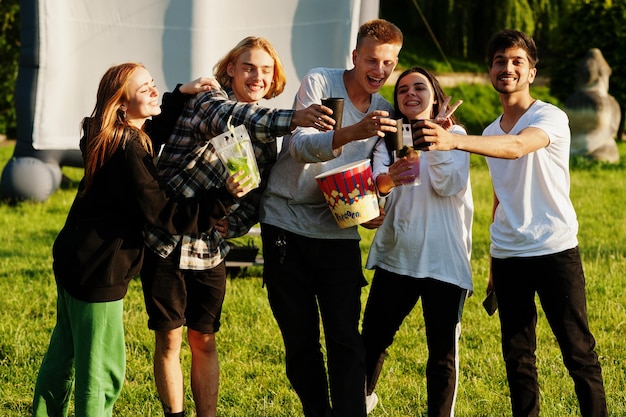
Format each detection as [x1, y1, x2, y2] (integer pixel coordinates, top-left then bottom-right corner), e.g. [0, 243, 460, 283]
[363, 328, 395, 355]
[187, 329, 217, 355]
[155, 329, 183, 357]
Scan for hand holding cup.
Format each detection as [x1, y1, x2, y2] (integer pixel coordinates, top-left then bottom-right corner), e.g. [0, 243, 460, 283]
[321, 97, 344, 129]
[411, 97, 463, 150]
[384, 118, 405, 152]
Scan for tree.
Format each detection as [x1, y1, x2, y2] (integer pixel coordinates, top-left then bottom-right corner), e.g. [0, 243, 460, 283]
[380, 0, 583, 67]
[0, 0, 20, 138]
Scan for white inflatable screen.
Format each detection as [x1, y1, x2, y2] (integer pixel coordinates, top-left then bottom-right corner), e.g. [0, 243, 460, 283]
[27, 0, 379, 150]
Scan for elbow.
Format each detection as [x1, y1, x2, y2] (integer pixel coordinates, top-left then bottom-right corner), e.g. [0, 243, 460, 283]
[375, 173, 394, 196]
[288, 146, 308, 163]
[288, 141, 328, 163]
[430, 174, 468, 197]
[506, 138, 535, 159]
[287, 134, 306, 163]
[506, 150, 526, 160]
[432, 184, 462, 197]
[505, 144, 527, 159]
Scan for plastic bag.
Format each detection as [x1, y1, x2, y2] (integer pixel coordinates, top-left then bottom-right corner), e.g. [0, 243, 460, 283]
[210, 124, 261, 190]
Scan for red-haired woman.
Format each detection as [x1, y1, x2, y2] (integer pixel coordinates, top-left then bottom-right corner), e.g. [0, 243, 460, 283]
[32, 63, 247, 417]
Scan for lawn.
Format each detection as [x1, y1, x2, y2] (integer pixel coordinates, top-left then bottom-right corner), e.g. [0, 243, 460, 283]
[0, 140, 625, 416]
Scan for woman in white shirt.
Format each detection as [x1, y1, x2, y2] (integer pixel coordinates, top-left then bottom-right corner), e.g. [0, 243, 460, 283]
[362, 66, 473, 417]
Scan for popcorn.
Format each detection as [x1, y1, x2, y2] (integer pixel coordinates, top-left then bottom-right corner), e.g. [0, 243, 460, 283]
[315, 159, 380, 229]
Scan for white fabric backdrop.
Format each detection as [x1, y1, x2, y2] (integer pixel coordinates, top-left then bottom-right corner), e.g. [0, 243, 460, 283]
[27, 0, 379, 150]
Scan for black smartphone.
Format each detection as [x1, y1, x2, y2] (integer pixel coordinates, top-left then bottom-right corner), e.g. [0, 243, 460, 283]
[482, 290, 498, 316]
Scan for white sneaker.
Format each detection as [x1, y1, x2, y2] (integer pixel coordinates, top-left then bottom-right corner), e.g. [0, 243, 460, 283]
[366, 392, 378, 414]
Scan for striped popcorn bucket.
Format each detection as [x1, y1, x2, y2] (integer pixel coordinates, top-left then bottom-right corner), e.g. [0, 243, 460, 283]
[315, 159, 380, 229]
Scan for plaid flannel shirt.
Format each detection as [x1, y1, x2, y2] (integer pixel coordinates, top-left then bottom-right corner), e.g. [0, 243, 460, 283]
[220, 89, 279, 239]
[144, 87, 294, 270]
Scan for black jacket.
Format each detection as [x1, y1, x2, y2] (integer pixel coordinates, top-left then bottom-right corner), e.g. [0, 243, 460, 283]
[53, 132, 232, 302]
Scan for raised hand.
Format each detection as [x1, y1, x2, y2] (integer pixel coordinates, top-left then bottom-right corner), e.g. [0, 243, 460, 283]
[179, 77, 221, 95]
[291, 104, 334, 131]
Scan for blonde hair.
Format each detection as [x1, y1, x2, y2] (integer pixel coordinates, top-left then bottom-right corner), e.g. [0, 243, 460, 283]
[356, 19, 403, 49]
[213, 36, 287, 99]
[81, 62, 153, 193]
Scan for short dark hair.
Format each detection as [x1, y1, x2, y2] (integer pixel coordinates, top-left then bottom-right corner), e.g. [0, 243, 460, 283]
[487, 29, 538, 68]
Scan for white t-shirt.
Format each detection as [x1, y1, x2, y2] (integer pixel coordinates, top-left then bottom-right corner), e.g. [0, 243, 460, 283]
[485, 100, 579, 258]
[366, 125, 474, 291]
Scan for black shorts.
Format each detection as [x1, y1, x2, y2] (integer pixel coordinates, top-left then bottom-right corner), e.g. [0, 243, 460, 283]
[140, 247, 226, 334]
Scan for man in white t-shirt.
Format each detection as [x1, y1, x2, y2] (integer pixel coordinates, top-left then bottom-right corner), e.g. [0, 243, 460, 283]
[413, 29, 608, 417]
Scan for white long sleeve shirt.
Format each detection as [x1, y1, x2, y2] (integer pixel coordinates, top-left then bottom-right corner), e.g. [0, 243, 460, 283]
[366, 125, 474, 290]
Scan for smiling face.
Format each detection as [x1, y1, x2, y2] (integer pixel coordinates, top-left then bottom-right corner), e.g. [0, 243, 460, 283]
[395, 71, 436, 120]
[489, 46, 537, 96]
[352, 37, 400, 95]
[123, 67, 161, 128]
[227, 47, 275, 103]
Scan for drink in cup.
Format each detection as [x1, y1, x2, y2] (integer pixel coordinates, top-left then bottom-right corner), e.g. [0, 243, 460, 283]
[396, 145, 421, 186]
[321, 97, 344, 129]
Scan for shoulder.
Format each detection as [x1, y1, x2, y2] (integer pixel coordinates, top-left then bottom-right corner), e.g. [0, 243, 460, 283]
[527, 101, 570, 145]
[372, 92, 393, 112]
[224, 87, 237, 100]
[297, 68, 345, 102]
[303, 67, 344, 84]
[483, 115, 503, 135]
[121, 130, 151, 159]
[195, 87, 230, 105]
[532, 100, 568, 122]
[123, 129, 143, 148]
[176, 89, 227, 125]
[305, 67, 341, 77]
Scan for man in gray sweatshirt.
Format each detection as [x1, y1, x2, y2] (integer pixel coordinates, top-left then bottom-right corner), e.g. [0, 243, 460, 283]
[259, 18, 403, 417]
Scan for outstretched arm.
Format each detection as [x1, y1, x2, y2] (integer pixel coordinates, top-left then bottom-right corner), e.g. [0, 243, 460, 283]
[413, 121, 549, 159]
[146, 78, 220, 149]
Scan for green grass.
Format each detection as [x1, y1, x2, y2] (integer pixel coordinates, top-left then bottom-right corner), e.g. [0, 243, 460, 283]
[1, 141, 625, 417]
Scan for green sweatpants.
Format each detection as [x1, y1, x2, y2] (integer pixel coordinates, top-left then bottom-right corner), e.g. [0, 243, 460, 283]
[32, 285, 125, 417]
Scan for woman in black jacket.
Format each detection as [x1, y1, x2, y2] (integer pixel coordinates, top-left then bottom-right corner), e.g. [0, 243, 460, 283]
[31, 63, 248, 417]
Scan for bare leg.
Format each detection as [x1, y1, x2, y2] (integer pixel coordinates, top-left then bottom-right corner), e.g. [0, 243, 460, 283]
[154, 328, 185, 414]
[188, 329, 219, 417]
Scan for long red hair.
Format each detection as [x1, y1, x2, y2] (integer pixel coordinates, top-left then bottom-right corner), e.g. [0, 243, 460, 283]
[81, 63, 153, 193]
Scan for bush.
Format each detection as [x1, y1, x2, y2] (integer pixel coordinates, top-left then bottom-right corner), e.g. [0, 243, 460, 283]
[445, 83, 501, 135]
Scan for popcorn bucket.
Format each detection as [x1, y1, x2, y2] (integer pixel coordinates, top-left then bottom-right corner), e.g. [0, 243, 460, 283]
[315, 159, 380, 228]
